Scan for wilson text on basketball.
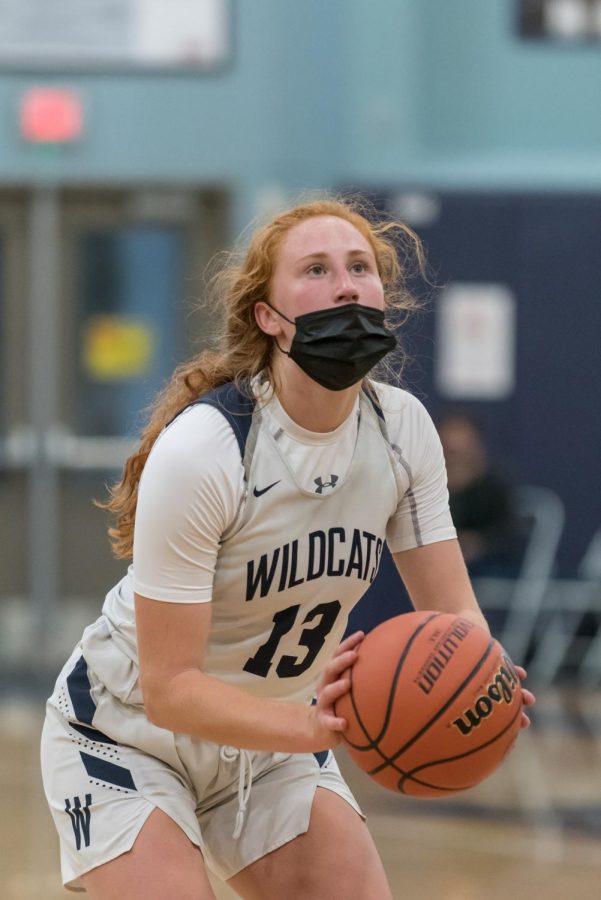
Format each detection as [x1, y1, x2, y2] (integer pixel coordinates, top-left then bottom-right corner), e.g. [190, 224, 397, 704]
[451, 657, 520, 736]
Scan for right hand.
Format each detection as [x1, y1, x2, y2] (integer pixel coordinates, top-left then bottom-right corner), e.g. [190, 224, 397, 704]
[514, 665, 536, 730]
[308, 631, 365, 750]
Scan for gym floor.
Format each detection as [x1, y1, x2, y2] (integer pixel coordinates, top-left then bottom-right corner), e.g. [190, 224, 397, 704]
[2, 688, 599, 900]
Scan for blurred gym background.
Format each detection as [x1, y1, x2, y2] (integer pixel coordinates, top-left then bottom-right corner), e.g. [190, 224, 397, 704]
[1, 2, 600, 897]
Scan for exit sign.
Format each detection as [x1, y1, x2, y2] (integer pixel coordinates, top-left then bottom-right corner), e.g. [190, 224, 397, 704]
[20, 87, 83, 143]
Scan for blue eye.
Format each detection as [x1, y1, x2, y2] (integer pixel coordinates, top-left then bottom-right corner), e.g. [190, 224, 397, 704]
[351, 261, 368, 273]
[308, 264, 325, 275]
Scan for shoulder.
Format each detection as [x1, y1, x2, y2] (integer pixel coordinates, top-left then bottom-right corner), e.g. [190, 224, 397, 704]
[143, 402, 243, 484]
[369, 381, 443, 472]
[133, 403, 245, 601]
[135, 401, 245, 544]
[369, 381, 434, 430]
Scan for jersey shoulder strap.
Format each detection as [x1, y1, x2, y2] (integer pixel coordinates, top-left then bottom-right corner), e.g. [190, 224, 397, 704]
[194, 381, 256, 458]
[177, 382, 383, 459]
[362, 385, 385, 423]
[198, 383, 388, 457]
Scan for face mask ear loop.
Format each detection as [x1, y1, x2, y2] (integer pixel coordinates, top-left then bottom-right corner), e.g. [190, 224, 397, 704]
[263, 301, 295, 325]
[261, 302, 295, 356]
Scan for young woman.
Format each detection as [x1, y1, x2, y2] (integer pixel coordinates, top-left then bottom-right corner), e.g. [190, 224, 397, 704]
[41, 197, 533, 899]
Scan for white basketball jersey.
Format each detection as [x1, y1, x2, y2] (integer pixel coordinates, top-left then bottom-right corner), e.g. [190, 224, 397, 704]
[82, 382, 455, 708]
[202, 390, 401, 702]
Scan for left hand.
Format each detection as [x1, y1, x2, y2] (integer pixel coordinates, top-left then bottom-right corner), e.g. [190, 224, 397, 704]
[312, 630, 365, 746]
[515, 665, 535, 729]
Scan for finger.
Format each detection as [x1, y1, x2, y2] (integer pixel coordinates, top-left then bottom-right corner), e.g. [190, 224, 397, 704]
[318, 676, 352, 709]
[520, 712, 531, 730]
[521, 689, 536, 706]
[319, 712, 347, 733]
[321, 649, 359, 683]
[334, 631, 365, 656]
[515, 665, 528, 681]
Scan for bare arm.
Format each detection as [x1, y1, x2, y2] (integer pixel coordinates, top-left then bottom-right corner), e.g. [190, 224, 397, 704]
[392, 538, 489, 632]
[135, 592, 362, 753]
[393, 539, 535, 726]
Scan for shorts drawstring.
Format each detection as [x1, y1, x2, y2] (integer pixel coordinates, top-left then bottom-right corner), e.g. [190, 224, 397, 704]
[220, 746, 254, 839]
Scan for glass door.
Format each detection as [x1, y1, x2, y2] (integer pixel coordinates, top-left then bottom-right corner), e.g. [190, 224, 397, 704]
[0, 191, 29, 630]
[0, 186, 229, 673]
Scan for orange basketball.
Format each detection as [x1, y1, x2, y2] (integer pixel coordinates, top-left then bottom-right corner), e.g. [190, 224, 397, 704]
[335, 611, 523, 797]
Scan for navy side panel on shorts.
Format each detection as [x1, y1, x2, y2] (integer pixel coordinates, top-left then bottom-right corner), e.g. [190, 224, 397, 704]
[70, 722, 117, 745]
[66, 656, 118, 745]
[79, 752, 137, 792]
[66, 656, 96, 725]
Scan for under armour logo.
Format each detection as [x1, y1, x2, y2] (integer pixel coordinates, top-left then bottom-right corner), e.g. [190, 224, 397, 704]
[314, 474, 339, 494]
[65, 794, 92, 850]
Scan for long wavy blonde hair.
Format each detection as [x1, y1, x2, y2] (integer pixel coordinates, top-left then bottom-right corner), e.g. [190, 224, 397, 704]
[99, 195, 426, 558]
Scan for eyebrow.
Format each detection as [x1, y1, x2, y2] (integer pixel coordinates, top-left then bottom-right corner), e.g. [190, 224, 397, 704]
[297, 249, 372, 262]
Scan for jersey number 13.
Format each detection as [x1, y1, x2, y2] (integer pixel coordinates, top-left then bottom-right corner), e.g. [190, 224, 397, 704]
[243, 600, 342, 678]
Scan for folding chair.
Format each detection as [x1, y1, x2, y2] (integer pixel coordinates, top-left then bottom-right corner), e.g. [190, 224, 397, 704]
[473, 484, 565, 674]
[528, 527, 601, 686]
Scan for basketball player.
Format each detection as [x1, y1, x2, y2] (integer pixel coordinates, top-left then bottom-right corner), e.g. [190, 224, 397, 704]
[41, 198, 534, 899]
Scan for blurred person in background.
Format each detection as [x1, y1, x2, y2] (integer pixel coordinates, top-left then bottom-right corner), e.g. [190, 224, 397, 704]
[438, 410, 522, 578]
[40, 198, 532, 900]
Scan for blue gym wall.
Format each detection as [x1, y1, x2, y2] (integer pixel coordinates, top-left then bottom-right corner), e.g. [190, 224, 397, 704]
[3, 2, 601, 204]
[0, 0, 348, 230]
[341, 0, 601, 188]
[1, 0, 599, 579]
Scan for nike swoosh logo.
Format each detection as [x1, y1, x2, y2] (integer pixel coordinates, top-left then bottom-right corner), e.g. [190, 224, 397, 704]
[253, 480, 281, 497]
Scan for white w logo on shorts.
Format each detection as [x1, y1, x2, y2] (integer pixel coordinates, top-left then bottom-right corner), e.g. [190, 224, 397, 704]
[65, 794, 92, 850]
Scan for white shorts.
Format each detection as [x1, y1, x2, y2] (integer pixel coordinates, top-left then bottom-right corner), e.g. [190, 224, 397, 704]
[41, 648, 363, 891]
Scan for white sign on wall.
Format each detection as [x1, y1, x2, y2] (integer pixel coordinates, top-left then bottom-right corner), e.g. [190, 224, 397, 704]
[435, 282, 516, 400]
[0, 0, 231, 71]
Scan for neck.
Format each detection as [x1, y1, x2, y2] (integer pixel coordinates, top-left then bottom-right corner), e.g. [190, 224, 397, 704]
[271, 360, 361, 432]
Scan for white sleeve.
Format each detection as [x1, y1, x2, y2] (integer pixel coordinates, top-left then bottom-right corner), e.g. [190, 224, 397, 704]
[132, 404, 244, 602]
[376, 386, 457, 553]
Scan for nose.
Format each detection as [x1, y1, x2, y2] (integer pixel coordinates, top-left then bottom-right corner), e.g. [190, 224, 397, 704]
[334, 269, 359, 303]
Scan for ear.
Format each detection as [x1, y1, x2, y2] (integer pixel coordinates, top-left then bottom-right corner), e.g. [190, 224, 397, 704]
[254, 301, 283, 336]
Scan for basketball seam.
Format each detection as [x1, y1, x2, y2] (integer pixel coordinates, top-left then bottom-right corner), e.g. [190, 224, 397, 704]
[345, 612, 441, 752]
[368, 637, 497, 776]
[395, 702, 523, 793]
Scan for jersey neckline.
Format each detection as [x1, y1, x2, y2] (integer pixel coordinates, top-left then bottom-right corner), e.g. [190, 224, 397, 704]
[256, 383, 360, 447]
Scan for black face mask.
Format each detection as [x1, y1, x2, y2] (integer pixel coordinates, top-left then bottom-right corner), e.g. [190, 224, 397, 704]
[267, 303, 397, 391]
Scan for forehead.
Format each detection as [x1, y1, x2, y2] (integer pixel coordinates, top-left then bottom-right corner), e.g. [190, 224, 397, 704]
[276, 215, 373, 263]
